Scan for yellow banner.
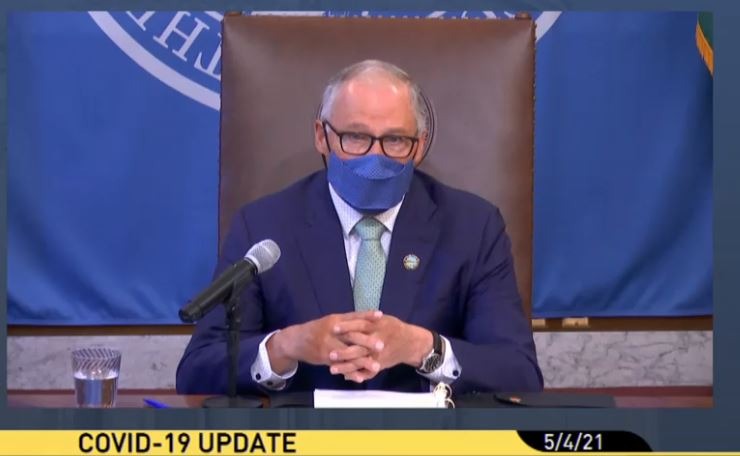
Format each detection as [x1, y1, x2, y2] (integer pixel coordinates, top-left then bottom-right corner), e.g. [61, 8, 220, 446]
[0, 430, 736, 456]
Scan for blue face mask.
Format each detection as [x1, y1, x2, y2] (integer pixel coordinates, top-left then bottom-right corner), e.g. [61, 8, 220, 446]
[327, 152, 414, 213]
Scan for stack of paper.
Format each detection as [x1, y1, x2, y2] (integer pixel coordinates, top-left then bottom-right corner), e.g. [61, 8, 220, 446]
[314, 387, 451, 408]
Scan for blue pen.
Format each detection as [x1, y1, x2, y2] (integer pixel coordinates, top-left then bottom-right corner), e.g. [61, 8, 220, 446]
[143, 398, 170, 409]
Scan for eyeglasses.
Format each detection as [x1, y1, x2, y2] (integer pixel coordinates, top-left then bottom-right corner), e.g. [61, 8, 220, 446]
[322, 121, 419, 159]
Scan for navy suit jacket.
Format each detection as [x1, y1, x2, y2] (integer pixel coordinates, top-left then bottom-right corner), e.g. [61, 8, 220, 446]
[176, 170, 543, 395]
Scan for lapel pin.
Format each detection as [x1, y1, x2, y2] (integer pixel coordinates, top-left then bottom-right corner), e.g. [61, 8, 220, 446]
[403, 254, 420, 271]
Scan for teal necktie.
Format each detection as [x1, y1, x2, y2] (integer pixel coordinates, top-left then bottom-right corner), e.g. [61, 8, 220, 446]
[353, 217, 387, 311]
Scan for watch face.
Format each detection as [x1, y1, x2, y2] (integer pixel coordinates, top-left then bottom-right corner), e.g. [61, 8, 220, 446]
[423, 354, 442, 373]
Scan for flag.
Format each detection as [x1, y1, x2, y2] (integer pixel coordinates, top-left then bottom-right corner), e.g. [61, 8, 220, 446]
[697, 12, 713, 75]
[531, 12, 712, 317]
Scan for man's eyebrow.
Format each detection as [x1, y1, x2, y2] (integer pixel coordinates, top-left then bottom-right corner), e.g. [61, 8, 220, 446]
[382, 128, 414, 135]
[342, 123, 414, 136]
[343, 122, 371, 131]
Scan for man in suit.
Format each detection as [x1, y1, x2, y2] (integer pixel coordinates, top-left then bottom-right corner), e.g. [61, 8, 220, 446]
[176, 60, 543, 395]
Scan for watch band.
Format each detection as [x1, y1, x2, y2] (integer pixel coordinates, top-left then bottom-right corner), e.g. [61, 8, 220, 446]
[431, 330, 442, 356]
[418, 330, 444, 373]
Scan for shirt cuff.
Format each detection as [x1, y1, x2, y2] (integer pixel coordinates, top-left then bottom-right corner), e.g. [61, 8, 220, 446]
[417, 336, 462, 387]
[250, 330, 298, 391]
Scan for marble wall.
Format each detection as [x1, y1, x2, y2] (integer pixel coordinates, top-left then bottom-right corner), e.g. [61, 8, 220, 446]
[535, 331, 712, 388]
[7, 331, 712, 389]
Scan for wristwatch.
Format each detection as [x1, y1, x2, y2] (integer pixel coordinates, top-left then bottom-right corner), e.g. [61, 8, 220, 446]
[417, 330, 445, 374]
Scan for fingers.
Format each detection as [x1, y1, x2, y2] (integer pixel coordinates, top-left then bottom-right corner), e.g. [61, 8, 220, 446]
[341, 358, 382, 383]
[328, 344, 369, 362]
[332, 319, 374, 334]
[329, 356, 381, 377]
[307, 310, 384, 366]
[344, 368, 379, 383]
[334, 330, 384, 353]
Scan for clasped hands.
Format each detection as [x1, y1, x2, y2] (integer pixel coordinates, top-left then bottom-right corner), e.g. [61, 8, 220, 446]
[267, 310, 433, 383]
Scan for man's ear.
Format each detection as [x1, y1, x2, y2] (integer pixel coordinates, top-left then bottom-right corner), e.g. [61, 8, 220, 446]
[314, 120, 329, 157]
[412, 131, 428, 166]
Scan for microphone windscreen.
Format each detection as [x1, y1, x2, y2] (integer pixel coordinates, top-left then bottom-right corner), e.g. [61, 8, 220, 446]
[245, 239, 281, 273]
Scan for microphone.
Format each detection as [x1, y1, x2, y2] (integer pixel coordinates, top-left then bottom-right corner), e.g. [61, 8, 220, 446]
[179, 239, 281, 323]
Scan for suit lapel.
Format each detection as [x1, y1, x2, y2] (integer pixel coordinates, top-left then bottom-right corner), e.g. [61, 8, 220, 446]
[296, 173, 355, 317]
[379, 175, 440, 323]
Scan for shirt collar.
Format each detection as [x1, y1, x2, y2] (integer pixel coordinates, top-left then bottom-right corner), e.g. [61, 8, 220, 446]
[328, 183, 404, 236]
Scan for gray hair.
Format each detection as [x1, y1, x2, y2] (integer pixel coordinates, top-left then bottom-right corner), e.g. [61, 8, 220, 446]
[319, 59, 429, 134]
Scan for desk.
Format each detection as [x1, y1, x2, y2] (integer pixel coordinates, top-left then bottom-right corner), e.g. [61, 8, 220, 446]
[8, 386, 712, 408]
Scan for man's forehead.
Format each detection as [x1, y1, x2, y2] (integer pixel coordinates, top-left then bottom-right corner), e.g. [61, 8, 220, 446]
[337, 72, 411, 101]
[327, 70, 418, 131]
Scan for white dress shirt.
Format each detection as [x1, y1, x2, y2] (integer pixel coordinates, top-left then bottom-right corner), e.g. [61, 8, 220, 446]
[250, 183, 462, 390]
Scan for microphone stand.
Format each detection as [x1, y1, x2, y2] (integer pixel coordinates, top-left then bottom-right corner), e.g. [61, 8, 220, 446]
[202, 282, 263, 408]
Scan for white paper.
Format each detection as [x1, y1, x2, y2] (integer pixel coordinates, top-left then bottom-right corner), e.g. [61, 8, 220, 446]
[314, 389, 446, 408]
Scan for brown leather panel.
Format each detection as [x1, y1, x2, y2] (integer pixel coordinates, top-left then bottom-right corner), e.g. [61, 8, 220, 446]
[220, 15, 535, 315]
